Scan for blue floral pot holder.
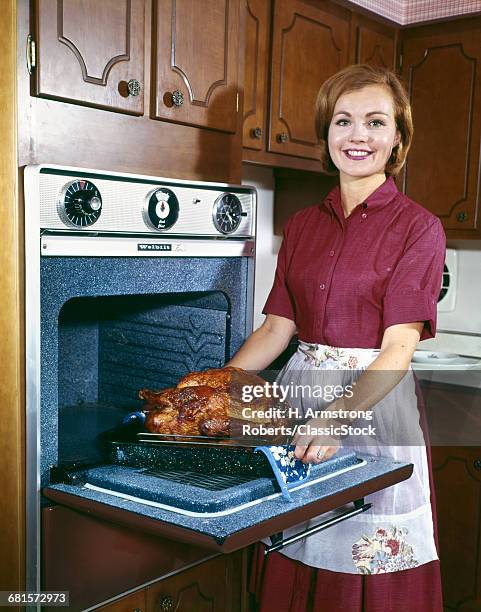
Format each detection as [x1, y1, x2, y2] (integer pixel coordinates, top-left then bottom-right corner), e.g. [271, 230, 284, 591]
[255, 445, 311, 501]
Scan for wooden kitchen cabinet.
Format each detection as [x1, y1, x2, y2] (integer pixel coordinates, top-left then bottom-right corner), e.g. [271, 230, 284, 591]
[96, 552, 244, 611]
[432, 446, 481, 611]
[400, 18, 481, 238]
[353, 13, 397, 70]
[146, 553, 244, 612]
[43, 504, 246, 610]
[243, 0, 351, 169]
[422, 381, 481, 610]
[22, 0, 244, 183]
[243, 0, 271, 151]
[152, 0, 242, 133]
[34, 0, 145, 114]
[33, 0, 243, 133]
[269, 0, 350, 160]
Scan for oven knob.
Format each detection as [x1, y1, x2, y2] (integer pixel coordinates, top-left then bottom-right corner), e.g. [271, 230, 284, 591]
[143, 188, 180, 231]
[58, 179, 102, 227]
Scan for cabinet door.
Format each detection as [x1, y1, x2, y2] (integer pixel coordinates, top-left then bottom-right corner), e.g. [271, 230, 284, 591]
[355, 15, 396, 70]
[401, 24, 481, 234]
[146, 556, 233, 612]
[152, 0, 241, 133]
[243, 0, 271, 151]
[34, 0, 145, 114]
[432, 446, 481, 610]
[268, 0, 350, 160]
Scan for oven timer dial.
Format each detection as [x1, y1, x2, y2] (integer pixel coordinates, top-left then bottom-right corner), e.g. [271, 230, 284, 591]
[143, 188, 180, 231]
[58, 179, 102, 227]
[212, 193, 244, 234]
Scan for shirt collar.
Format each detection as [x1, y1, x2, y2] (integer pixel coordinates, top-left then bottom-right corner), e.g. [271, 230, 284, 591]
[323, 176, 399, 219]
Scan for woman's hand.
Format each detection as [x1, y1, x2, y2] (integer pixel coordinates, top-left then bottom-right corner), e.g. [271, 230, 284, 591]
[291, 417, 341, 464]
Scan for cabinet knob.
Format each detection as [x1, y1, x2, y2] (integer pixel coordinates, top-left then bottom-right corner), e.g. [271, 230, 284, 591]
[252, 127, 263, 139]
[127, 79, 141, 97]
[277, 132, 288, 143]
[133, 609, 143, 612]
[457, 211, 468, 222]
[474, 459, 481, 470]
[158, 595, 174, 611]
[171, 90, 184, 107]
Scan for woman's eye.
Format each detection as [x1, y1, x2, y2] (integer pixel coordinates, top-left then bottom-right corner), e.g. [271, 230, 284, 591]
[369, 119, 386, 127]
[335, 119, 350, 126]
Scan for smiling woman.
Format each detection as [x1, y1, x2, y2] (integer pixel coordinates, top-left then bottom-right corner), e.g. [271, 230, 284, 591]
[328, 85, 400, 179]
[316, 64, 413, 180]
[228, 64, 445, 612]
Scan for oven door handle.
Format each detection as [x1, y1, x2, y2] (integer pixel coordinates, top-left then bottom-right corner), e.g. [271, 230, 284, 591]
[264, 499, 372, 555]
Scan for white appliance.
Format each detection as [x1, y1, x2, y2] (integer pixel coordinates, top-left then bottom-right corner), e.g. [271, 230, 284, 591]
[413, 247, 481, 387]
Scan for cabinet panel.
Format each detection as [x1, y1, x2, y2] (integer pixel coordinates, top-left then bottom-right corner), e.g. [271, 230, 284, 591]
[146, 556, 233, 612]
[153, 0, 241, 133]
[243, 0, 270, 151]
[356, 16, 396, 70]
[268, 0, 349, 160]
[401, 25, 481, 234]
[432, 446, 481, 611]
[35, 0, 145, 114]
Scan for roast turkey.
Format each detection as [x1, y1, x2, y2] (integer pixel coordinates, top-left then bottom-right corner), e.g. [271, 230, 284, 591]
[140, 366, 286, 437]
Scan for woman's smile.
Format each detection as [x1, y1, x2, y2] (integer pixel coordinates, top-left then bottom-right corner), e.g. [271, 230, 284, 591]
[343, 149, 373, 160]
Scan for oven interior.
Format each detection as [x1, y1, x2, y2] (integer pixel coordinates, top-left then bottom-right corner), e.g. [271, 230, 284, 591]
[57, 290, 233, 467]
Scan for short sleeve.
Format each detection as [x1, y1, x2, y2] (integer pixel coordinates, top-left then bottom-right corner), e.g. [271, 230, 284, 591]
[262, 220, 296, 321]
[383, 218, 446, 340]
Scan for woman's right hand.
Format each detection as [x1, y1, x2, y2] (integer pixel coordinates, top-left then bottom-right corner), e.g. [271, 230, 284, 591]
[292, 417, 341, 464]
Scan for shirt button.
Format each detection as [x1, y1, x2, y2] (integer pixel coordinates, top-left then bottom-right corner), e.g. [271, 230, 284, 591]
[319, 283, 326, 290]
[329, 250, 335, 257]
[361, 213, 367, 219]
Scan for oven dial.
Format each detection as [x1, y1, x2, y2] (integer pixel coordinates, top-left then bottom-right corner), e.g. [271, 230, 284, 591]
[213, 193, 243, 234]
[144, 188, 179, 231]
[58, 179, 102, 227]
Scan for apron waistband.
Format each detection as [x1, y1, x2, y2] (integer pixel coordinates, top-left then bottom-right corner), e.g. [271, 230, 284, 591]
[297, 341, 380, 368]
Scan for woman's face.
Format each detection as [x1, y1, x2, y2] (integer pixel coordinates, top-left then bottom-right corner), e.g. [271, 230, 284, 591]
[328, 85, 400, 179]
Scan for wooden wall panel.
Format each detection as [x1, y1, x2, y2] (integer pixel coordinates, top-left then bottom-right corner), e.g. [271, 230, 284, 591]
[0, 0, 24, 592]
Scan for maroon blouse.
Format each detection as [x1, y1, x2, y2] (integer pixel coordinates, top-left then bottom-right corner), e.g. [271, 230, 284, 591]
[263, 177, 446, 349]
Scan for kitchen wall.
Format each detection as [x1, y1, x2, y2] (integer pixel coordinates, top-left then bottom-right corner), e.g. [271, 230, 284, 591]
[242, 164, 280, 330]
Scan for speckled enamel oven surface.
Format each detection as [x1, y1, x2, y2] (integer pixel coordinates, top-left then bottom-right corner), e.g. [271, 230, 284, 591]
[44, 454, 410, 541]
[83, 450, 361, 512]
[108, 441, 274, 477]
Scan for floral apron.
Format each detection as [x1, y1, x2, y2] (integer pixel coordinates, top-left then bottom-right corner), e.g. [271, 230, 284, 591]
[269, 342, 439, 575]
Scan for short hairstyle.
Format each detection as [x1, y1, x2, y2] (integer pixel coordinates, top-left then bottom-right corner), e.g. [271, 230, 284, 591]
[315, 64, 413, 176]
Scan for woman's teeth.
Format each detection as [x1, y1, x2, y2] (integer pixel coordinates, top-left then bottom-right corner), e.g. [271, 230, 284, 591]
[344, 150, 372, 159]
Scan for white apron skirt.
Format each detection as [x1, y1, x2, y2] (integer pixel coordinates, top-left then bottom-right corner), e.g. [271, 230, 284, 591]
[269, 342, 439, 575]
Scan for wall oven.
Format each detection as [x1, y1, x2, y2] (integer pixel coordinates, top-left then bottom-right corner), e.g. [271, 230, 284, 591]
[24, 165, 256, 591]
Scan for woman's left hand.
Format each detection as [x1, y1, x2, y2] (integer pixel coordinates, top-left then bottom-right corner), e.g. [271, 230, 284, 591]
[291, 418, 341, 464]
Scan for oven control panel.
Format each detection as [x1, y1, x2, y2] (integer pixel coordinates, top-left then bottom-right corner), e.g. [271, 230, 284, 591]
[36, 167, 256, 237]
